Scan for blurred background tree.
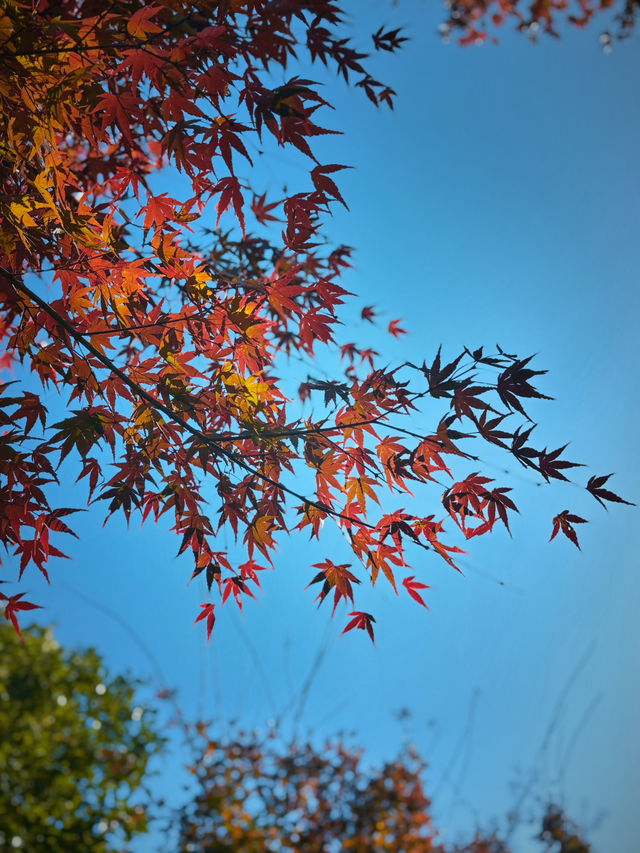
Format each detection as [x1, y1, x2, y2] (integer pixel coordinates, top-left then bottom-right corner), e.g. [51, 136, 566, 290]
[0, 623, 165, 851]
[1, 622, 594, 851]
[176, 724, 592, 853]
[177, 728, 434, 851]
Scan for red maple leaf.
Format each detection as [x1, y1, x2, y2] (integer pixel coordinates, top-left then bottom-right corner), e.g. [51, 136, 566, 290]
[194, 603, 216, 640]
[586, 474, 635, 509]
[311, 163, 350, 207]
[126, 5, 164, 38]
[251, 192, 280, 225]
[342, 610, 375, 643]
[402, 575, 430, 608]
[221, 574, 258, 610]
[1, 592, 42, 642]
[215, 176, 246, 236]
[306, 559, 360, 615]
[361, 305, 376, 322]
[387, 318, 407, 338]
[549, 510, 588, 550]
[538, 445, 583, 483]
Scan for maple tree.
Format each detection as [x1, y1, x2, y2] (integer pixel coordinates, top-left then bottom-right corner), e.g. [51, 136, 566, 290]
[177, 725, 592, 853]
[178, 729, 435, 851]
[439, 0, 639, 46]
[0, 0, 633, 642]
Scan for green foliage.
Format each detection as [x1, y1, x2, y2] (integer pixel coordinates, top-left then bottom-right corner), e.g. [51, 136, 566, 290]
[0, 623, 165, 851]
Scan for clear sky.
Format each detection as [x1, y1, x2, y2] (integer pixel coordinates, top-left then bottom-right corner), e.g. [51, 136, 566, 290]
[15, 1, 640, 850]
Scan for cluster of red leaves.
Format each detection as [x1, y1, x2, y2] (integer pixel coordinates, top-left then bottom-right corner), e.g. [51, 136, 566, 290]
[0, 1, 633, 641]
[440, 0, 639, 46]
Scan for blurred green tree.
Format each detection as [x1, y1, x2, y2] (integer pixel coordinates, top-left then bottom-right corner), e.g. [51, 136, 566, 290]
[0, 623, 165, 851]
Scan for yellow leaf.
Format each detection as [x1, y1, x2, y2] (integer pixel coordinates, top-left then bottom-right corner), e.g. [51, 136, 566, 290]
[8, 200, 37, 227]
[68, 287, 93, 315]
[31, 171, 57, 210]
[0, 14, 14, 43]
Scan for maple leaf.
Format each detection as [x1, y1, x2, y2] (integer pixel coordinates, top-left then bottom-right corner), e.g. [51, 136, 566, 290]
[43, 508, 81, 539]
[538, 445, 583, 483]
[413, 516, 465, 571]
[251, 192, 280, 225]
[421, 347, 463, 398]
[11, 391, 48, 434]
[345, 475, 379, 513]
[305, 378, 351, 407]
[586, 474, 635, 509]
[442, 473, 494, 536]
[75, 457, 101, 501]
[1, 591, 42, 641]
[126, 5, 164, 38]
[190, 561, 223, 591]
[295, 502, 328, 539]
[410, 437, 452, 480]
[141, 193, 179, 232]
[340, 342, 358, 362]
[239, 559, 267, 586]
[452, 384, 493, 422]
[306, 559, 360, 615]
[359, 347, 378, 368]
[361, 305, 376, 322]
[215, 176, 246, 236]
[496, 355, 552, 418]
[194, 603, 216, 641]
[243, 516, 277, 562]
[387, 318, 407, 338]
[377, 511, 420, 549]
[474, 410, 510, 448]
[311, 164, 350, 208]
[221, 575, 256, 610]
[372, 26, 409, 53]
[549, 510, 588, 550]
[342, 610, 375, 643]
[509, 424, 539, 470]
[402, 576, 430, 608]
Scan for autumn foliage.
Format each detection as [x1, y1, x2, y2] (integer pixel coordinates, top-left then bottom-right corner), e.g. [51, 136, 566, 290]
[0, 0, 633, 640]
[178, 730, 435, 851]
[0, 619, 593, 852]
[177, 725, 592, 853]
[440, 0, 639, 47]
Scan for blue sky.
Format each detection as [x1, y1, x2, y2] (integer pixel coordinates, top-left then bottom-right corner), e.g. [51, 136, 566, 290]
[13, 1, 640, 850]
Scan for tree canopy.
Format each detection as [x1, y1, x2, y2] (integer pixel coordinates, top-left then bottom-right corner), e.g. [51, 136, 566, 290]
[0, 0, 633, 642]
[440, 0, 638, 47]
[179, 729, 434, 851]
[0, 622, 593, 852]
[178, 724, 592, 853]
[0, 622, 165, 851]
